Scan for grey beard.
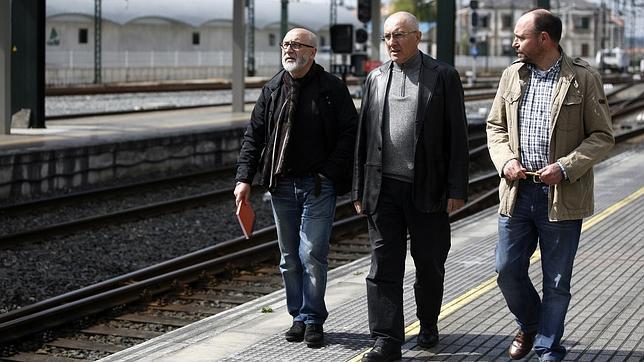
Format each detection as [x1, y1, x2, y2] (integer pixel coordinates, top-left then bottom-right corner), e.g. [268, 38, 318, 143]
[282, 55, 309, 73]
[283, 61, 298, 72]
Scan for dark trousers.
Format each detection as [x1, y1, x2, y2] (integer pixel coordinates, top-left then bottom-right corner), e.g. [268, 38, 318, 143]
[366, 177, 451, 344]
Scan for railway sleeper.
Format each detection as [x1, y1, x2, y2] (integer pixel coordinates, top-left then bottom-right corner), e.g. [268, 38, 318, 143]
[81, 325, 162, 340]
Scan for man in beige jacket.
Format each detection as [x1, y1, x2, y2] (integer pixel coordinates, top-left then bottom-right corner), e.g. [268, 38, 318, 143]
[486, 9, 614, 362]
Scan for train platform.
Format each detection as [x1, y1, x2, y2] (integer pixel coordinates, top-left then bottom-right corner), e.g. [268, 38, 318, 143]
[0, 98, 367, 201]
[98, 146, 644, 361]
[0, 105, 253, 201]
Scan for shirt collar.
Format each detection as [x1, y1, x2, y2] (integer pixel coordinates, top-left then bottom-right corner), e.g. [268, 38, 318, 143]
[528, 56, 562, 79]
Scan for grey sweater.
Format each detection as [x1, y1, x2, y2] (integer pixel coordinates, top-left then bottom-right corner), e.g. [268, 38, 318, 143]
[382, 51, 421, 182]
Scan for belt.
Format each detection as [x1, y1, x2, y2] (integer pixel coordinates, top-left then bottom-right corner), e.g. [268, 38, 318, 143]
[524, 171, 542, 184]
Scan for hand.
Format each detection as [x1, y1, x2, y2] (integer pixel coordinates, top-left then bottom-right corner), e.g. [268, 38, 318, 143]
[234, 182, 251, 207]
[536, 164, 564, 185]
[447, 198, 465, 213]
[503, 159, 527, 181]
[354, 200, 363, 214]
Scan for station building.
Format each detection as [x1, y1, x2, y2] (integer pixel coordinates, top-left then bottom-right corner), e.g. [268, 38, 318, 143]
[45, 0, 362, 85]
[45, 0, 625, 85]
[453, 0, 626, 72]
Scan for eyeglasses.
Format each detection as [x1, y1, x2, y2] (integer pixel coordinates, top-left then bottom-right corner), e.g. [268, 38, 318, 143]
[380, 31, 417, 42]
[280, 41, 315, 50]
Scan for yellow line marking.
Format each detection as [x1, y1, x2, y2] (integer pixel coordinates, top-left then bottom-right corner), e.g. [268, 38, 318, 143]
[347, 186, 644, 362]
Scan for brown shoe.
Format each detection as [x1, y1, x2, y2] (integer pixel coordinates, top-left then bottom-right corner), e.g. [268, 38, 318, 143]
[508, 330, 536, 360]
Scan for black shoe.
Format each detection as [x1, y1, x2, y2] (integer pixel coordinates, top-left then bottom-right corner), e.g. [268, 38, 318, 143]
[362, 338, 402, 362]
[417, 326, 439, 349]
[304, 323, 324, 347]
[285, 321, 305, 342]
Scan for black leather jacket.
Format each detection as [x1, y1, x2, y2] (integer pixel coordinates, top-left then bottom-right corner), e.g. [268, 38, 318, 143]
[236, 64, 358, 195]
[352, 52, 469, 214]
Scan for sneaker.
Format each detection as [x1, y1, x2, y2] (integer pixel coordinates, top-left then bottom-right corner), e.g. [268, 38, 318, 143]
[285, 321, 305, 342]
[304, 323, 324, 348]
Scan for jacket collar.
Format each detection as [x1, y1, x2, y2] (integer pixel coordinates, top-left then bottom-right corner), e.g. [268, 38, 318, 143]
[265, 62, 323, 92]
[558, 50, 576, 82]
[514, 48, 575, 82]
[376, 51, 439, 76]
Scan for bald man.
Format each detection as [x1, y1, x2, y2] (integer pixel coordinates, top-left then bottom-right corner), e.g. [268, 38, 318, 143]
[235, 28, 358, 347]
[352, 12, 468, 361]
[487, 9, 613, 362]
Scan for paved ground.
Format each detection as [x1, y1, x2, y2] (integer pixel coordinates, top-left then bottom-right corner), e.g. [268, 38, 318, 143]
[100, 145, 644, 362]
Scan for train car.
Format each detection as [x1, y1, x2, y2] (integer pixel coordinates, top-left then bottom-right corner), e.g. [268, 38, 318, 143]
[596, 48, 629, 73]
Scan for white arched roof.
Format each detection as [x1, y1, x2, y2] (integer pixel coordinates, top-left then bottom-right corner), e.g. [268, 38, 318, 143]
[46, 0, 362, 31]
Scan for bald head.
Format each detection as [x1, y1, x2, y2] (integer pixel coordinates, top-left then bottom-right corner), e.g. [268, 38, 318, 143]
[384, 11, 419, 32]
[284, 28, 318, 49]
[518, 8, 562, 43]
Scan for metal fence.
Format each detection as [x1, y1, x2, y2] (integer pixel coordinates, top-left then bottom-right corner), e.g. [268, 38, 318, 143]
[45, 50, 596, 85]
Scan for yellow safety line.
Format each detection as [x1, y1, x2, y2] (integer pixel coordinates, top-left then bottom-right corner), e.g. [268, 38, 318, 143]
[347, 186, 644, 362]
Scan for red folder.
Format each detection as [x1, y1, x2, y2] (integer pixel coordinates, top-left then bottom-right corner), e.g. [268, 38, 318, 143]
[236, 200, 256, 239]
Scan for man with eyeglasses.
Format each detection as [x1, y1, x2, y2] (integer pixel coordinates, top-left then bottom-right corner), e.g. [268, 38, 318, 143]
[487, 9, 613, 362]
[352, 11, 469, 361]
[235, 28, 357, 348]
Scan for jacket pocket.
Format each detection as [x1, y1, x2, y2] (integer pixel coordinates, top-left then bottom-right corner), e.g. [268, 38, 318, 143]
[558, 174, 591, 211]
[557, 93, 583, 131]
[502, 90, 521, 104]
[361, 164, 382, 213]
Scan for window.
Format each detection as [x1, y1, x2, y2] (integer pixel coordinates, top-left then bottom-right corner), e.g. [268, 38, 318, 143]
[479, 15, 490, 29]
[501, 14, 513, 30]
[78, 28, 88, 44]
[47, 28, 60, 46]
[268, 33, 276, 47]
[501, 38, 514, 56]
[320, 35, 326, 47]
[478, 40, 489, 56]
[192, 32, 200, 45]
[581, 43, 589, 57]
[574, 16, 590, 30]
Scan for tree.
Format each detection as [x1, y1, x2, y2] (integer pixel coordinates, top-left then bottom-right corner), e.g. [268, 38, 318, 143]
[389, 0, 437, 23]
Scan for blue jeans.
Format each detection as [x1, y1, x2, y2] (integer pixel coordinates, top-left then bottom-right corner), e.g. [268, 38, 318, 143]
[270, 175, 336, 325]
[496, 181, 582, 362]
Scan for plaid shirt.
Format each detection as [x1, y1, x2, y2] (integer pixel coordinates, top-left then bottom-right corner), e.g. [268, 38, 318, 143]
[519, 57, 561, 172]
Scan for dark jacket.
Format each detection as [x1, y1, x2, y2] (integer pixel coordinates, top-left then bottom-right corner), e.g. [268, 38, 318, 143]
[352, 52, 469, 214]
[236, 63, 358, 195]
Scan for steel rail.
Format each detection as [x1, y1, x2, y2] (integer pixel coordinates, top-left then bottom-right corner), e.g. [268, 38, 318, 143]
[0, 173, 502, 344]
[45, 89, 500, 121]
[2, 101, 642, 346]
[0, 186, 234, 246]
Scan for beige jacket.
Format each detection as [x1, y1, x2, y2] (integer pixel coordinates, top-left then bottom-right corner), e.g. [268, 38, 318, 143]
[486, 52, 614, 221]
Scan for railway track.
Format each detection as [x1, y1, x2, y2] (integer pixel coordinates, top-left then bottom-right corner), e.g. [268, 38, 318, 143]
[0, 125, 490, 248]
[1, 96, 642, 361]
[0, 168, 501, 360]
[0, 128, 493, 361]
[45, 87, 500, 121]
[44, 75, 642, 121]
[0, 167, 237, 243]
